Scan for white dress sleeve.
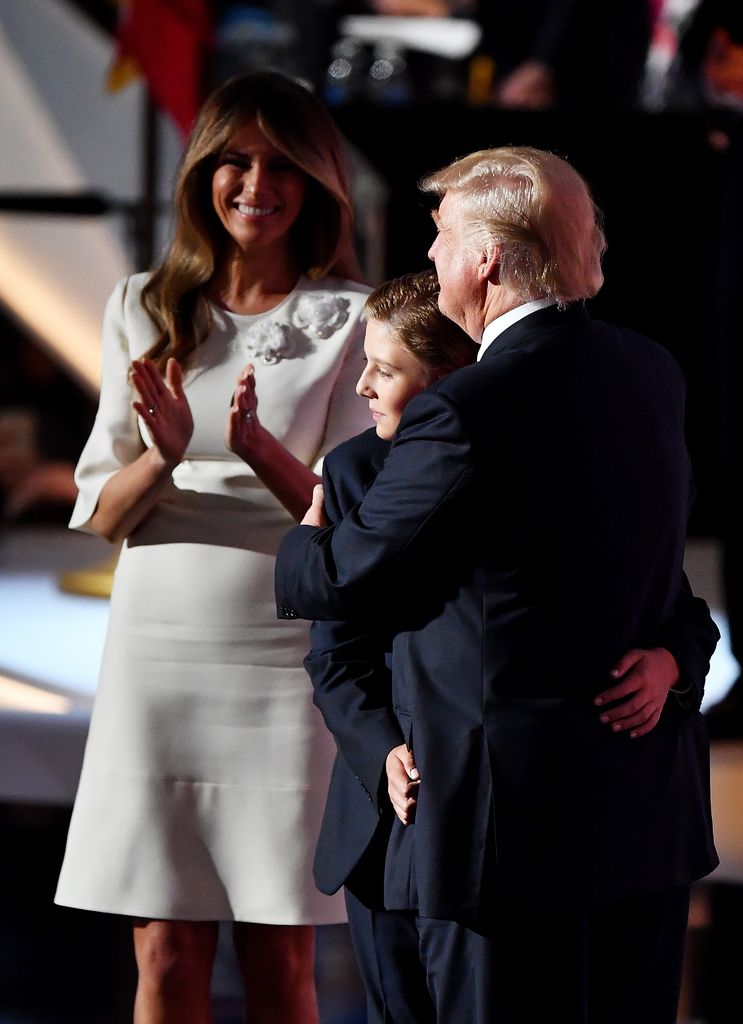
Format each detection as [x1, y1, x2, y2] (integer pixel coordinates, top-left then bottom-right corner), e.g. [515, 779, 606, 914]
[311, 311, 371, 472]
[69, 277, 146, 532]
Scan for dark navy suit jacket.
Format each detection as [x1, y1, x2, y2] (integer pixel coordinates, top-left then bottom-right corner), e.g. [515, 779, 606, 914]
[281, 304, 719, 923]
[306, 428, 399, 905]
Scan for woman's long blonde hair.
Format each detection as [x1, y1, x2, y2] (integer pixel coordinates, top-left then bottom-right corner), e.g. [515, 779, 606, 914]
[141, 71, 363, 370]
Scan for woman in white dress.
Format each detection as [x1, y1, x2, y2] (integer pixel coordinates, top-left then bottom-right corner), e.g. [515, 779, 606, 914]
[55, 71, 371, 1024]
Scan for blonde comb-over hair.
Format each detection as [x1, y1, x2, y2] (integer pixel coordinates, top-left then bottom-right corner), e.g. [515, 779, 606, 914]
[420, 146, 606, 305]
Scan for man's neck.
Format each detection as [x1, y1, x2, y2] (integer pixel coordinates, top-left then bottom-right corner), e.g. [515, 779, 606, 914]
[482, 287, 536, 331]
[478, 297, 557, 361]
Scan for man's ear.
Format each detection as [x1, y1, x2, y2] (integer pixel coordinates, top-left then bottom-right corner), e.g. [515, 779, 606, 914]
[478, 243, 501, 285]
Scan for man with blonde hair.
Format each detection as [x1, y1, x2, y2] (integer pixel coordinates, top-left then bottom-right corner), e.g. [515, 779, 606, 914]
[276, 146, 718, 1022]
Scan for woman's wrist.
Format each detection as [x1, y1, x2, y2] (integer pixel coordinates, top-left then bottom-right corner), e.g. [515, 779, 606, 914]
[147, 444, 182, 476]
[235, 421, 272, 469]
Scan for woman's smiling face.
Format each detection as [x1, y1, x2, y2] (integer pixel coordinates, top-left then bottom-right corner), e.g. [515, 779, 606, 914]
[211, 118, 307, 255]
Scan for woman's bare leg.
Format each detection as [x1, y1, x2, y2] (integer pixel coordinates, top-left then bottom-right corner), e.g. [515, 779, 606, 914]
[233, 921, 319, 1024]
[133, 918, 219, 1024]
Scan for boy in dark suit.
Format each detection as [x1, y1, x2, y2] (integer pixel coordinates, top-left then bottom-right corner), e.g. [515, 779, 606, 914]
[307, 271, 476, 1022]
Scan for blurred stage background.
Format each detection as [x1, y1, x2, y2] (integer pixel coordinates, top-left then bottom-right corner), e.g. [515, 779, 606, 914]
[2, 2, 742, 1021]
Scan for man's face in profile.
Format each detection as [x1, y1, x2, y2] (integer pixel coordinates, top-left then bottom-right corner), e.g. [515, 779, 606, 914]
[427, 192, 479, 341]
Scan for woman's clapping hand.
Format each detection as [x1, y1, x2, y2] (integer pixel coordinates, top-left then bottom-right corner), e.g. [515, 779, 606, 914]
[131, 357, 194, 468]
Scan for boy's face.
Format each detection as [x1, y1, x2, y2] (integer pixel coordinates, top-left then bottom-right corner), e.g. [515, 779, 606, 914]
[356, 319, 430, 440]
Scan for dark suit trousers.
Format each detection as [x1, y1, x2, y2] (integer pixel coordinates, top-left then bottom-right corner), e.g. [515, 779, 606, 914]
[413, 885, 690, 1023]
[344, 889, 435, 1024]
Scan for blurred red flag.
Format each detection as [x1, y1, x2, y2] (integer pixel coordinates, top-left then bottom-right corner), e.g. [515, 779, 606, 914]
[108, 0, 214, 140]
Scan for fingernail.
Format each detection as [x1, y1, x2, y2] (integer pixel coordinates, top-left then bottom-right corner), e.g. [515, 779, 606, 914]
[612, 723, 622, 732]
[408, 768, 420, 780]
[595, 697, 603, 706]
[629, 731, 638, 739]
[599, 714, 609, 724]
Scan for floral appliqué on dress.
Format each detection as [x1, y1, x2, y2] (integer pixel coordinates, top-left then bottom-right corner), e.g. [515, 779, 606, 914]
[243, 322, 294, 365]
[292, 294, 350, 339]
[242, 293, 351, 365]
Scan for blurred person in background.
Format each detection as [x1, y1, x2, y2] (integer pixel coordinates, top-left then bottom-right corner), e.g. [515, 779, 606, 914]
[667, 11, 743, 1019]
[0, 322, 92, 526]
[477, 0, 652, 110]
[668, 0, 743, 741]
[0, 410, 77, 525]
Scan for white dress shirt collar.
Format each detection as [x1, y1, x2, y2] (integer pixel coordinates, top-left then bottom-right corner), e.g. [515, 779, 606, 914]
[477, 298, 557, 361]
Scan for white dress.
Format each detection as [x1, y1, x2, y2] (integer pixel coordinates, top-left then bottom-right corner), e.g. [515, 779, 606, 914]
[55, 272, 371, 923]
